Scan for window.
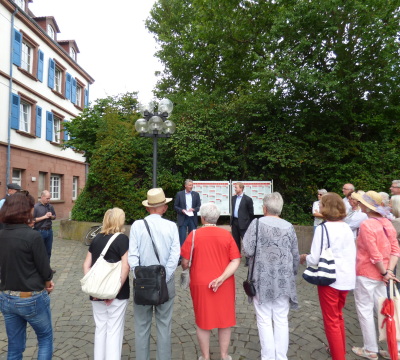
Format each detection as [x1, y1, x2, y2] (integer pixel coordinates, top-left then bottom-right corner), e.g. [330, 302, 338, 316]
[55, 67, 62, 93]
[38, 172, 46, 198]
[72, 176, 78, 200]
[21, 42, 32, 72]
[76, 85, 82, 107]
[53, 116, 61, 143]
[14, 0, 24, 9]
[12, 169, 22, 186]
[47, 24, 55, 40]
[19, 100, 30, 132]
[50, 174, 61, 200]
[70, 47, 76, 61]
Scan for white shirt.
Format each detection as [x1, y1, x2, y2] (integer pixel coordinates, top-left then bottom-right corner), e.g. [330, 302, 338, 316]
[185, 191, 192, 211]
[343, 197, 352, 214]
[234, 194, 242, 218]
[312, 201, 323, 226]
[306, 221, 356, 291]
[128, 214, 180, 282]
[344, 209, 368, 239]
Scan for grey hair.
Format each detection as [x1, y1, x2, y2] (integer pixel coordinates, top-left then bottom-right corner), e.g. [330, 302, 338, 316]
[379, 192, 390, 206]
[392, 180, 400, 187]
[200, 203, 221, 224]
[184, 179, 193, 186]
[391, 195, 400, 218]
[263, 192, 284, 216]
[318, 189, 327, 195]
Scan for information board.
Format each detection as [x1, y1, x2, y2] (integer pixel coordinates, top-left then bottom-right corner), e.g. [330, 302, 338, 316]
[193, 180, 273, 216]
[232, 181, 273, 216]
[193, 181, 230, 215]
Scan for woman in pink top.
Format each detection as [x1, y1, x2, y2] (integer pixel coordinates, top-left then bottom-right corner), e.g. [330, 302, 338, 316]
[351, 191, 400, 360]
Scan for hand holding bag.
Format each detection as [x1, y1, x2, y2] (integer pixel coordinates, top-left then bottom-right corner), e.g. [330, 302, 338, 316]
[134, 220, 169, 306]
[378, 278, 400, 341]
[302, 223, 336, 286]
[180, 229, 196, 289]
[243, 219, 258, 297]
[80, 232, 122, 299]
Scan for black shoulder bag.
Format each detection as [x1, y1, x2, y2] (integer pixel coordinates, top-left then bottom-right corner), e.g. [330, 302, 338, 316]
[243, 219, 259, 297]
[133, 219, 169, 306]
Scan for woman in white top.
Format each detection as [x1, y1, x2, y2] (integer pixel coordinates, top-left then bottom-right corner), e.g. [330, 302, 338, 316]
[312, 189, 327, 230]
[301, 192, 356, 360]
[390, 195, 400, 243]
[344, 191, 368, 239]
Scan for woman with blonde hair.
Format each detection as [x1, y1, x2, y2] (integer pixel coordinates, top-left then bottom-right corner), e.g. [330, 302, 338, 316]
[83, 208, 130, 360]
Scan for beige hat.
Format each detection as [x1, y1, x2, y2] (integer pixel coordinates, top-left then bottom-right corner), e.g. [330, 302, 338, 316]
[142, 188, 172, 207]
[351, 191, 386, 214]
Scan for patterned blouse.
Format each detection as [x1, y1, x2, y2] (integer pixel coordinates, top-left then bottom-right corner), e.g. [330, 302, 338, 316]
[243, 216, 300, 308]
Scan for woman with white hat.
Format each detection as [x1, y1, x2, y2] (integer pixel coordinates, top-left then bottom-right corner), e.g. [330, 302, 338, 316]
[351, 191, 400, 359]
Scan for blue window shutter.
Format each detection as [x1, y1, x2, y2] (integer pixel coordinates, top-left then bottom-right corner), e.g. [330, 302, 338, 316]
[36, 106, 42, 137]
[63, 120, 69, 141]
[11, 93, 20, 129]
[48, 58, 55, 89]
[46, 111, 53, 141]
[84, 89, 89, 108]
[71, 78, 77, 104]
[65, 73, 71, 100]
[37, 50, 44, 82]
[12, 29, 22, 66]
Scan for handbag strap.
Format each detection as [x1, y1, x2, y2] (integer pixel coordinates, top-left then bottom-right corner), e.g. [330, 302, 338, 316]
[143, 219, 161, 264]
[319, 222, 330, 254]
[247, 219, 259, 282]
[100, 232, 121, 257]
[188, 229, 196, 268]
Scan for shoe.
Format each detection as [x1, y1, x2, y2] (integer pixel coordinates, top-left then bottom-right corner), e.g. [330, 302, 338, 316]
[221, 356, 232, 360]
[198, 357, 209, 360]
[379, 349, 400, 359]
[351, 347, 378, 359]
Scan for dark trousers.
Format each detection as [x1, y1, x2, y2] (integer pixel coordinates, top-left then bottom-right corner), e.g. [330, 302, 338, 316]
[231, 218, 246, 252]
[178, 216, 197, 247]
[38, 229, 53, 261]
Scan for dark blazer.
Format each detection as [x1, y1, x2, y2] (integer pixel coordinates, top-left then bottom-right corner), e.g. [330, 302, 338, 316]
[230, 194, 254, 230]
[174, 190, 201, 226]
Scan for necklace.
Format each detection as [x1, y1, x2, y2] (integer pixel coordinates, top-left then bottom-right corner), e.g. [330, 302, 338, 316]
[203, 224, 216, 227]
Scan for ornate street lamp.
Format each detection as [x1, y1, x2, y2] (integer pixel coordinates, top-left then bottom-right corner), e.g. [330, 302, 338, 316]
[135, 98, 175, 188]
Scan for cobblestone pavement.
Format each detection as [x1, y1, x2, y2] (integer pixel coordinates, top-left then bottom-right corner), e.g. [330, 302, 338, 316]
[0, 230, 376, 360]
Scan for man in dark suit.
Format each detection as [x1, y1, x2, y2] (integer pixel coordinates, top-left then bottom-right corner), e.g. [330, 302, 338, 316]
[174, 179, 201, 246]
[231, 182, 254, 260]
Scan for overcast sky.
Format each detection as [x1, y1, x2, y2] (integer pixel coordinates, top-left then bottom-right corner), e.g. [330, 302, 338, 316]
[30, 0, 160, 104]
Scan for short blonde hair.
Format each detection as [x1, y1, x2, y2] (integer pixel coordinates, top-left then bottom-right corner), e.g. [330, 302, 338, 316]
[320, 192, 346, 221]
[101, 207, 126, 235]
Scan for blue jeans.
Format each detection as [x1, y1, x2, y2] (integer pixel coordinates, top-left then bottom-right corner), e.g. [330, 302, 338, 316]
[0, 291, 53, 360]
[38, 229, 53, 261]
[178, 216, 197, 247]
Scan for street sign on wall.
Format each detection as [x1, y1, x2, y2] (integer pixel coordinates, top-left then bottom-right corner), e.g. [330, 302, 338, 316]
[193, 180, 273, 216]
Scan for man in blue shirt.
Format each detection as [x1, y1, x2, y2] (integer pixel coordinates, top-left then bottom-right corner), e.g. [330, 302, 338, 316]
[174, 179, 201, 246]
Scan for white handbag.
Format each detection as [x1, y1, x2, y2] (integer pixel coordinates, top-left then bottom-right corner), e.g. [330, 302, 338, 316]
[80, 232, 122, 299]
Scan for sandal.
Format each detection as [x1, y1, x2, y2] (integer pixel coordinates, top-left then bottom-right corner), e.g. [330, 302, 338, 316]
[379, 349, 400, 359]
[351, 347, 378, 359]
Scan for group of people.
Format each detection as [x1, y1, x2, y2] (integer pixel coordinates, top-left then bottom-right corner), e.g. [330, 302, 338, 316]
[307, 180, 400, 360]
[2, 178, 400, 360]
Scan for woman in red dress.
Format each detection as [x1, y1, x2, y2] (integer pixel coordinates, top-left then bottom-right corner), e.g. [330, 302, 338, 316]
[181, 202, 241, 360]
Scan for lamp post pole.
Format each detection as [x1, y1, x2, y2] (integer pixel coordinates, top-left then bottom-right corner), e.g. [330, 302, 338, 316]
[134, 99, 175, 189]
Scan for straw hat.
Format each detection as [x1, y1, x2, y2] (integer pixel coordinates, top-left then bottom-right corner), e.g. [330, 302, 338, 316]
[351, 191, 383, 213]
[142, 188, 172, 207]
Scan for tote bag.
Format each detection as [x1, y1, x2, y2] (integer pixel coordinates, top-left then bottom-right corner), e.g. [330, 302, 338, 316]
[302, 223, 336, 286]
[80, 232, 122, 299]
[378, 279, 400, 341]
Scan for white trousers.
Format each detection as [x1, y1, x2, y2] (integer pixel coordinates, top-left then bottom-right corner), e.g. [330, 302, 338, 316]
[92, 299, 128, 360]
[353, 276, 400, 353]
[253, 296, 290, 360]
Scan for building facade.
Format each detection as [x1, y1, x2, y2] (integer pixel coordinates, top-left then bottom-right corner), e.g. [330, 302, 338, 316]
[0, 0, 94, 218]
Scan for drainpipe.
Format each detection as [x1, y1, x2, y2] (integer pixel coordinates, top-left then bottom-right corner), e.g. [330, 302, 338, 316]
[6, 7, 19, 191]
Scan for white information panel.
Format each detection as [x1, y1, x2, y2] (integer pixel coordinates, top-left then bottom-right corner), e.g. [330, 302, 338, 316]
[193, 181, 231, 215]
[232, 181, 273, 216]
[193, 180, 273, 216]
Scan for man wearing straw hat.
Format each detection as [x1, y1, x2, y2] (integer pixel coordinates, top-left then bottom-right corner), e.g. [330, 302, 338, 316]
[128, 188, 180, 360]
